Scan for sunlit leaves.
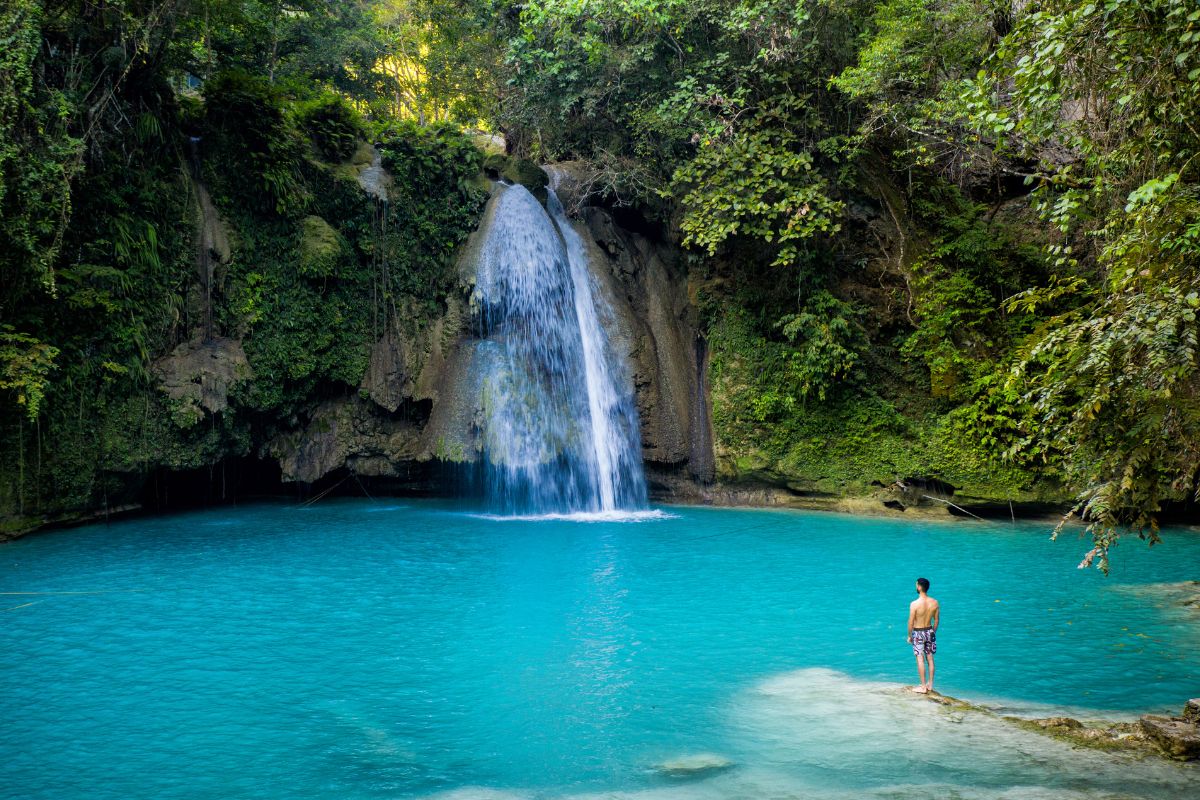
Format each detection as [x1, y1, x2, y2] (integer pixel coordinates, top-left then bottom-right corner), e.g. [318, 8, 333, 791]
[0, 326, 59, 420]
[674, 126, 843, 267]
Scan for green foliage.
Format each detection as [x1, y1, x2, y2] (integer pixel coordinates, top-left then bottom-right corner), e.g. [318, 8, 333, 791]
[675, 121, 844, 267]
[832, 0, 1000, 171]
[776, 291, 867, 401]
[897, 182, 1045, 399]
[0, 0, 82, 297]
[708, 301, 864, 423]
[0, 326, 59, 419]
[956, 0, 1200, 567]
[295, 93, 365, 162]
[0, 0, 494, 529]
[202, 71, 311, 215]
[708, 304, 1052, 499]
[375, 121, 487, 302]
[373, 0, 503, 125]
[503, 0, 863, 207]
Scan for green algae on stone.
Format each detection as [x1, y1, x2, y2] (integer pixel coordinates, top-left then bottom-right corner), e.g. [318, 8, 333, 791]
[298, 215, 343, 278]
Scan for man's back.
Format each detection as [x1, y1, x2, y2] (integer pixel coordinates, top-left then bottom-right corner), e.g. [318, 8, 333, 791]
[910, 595, 939, 628]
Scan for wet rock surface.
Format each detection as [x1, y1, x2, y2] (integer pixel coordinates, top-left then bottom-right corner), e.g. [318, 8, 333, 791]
[153, 337, 252, 422]
[1139, 711, 1200, 761]
[267, 396, 424, 484]
[899, 687, 1199, 761]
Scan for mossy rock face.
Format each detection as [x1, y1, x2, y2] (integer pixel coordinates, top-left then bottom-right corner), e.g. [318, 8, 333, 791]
[298, 215, 342, 277]
[506, 158, 548, 191]
[482, 153, 508, 176]
[1006, 715, 1156, 755]
[481, 154, 548, 196]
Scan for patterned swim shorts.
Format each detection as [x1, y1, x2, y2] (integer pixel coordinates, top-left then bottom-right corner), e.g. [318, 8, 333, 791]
[911, 627, 937, 656]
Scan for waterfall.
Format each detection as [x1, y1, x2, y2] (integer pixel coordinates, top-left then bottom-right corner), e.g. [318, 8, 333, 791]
[471, 182, 647, 515]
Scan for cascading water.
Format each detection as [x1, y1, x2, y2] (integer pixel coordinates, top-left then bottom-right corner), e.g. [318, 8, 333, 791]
[472, 181, 647, 515]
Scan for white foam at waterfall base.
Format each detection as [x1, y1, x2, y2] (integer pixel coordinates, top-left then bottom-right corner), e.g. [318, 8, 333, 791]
[465, 509, 676, 523]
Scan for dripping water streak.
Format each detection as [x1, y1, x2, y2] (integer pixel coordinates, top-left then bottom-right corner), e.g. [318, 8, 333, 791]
[550, 192, 619, 511]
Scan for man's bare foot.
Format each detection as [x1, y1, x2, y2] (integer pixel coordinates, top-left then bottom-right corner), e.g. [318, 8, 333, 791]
[912, 686, 928, 694]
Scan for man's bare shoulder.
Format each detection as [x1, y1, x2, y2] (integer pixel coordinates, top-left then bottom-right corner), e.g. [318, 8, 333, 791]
[928, 597, 939, 607]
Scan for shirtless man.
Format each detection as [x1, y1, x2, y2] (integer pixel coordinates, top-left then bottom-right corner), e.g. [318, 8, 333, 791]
[906, 577, 940, 694]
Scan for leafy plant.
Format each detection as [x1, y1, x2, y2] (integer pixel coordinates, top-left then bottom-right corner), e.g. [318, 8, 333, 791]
[0, 327, 59, 419]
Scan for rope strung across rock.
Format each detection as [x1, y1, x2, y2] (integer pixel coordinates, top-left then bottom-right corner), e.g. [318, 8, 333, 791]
[920, 495, 985, 521]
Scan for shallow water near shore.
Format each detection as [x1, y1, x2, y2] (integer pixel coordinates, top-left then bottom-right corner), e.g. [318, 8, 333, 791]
[2, 499, 1198, 799]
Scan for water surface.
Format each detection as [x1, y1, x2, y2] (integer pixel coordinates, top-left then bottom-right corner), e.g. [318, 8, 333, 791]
[2, 500, 1197, 799]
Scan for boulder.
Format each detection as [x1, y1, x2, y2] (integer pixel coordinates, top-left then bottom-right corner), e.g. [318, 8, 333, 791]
[1184, 699, 1200, 725]
[1139, 714, 1200, 761]
[362, 334, 408, 413]
[153, 337, 252, 423]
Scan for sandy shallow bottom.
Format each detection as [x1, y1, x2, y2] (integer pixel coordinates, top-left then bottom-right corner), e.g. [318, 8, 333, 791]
[423, 667, 1196, 800]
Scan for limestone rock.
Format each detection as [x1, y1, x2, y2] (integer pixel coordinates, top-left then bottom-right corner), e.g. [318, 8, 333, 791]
[268, 396, 423, 483]
[480, 154, 547, 195]
[576, 204, 713, 479]
[1139, 714, 1200, 760]
[153, 337, 252, 423]
[194, 181, 231, 266]
[544, 160, 602, 217]
[1184, 699, 1200, 725]
[468, 130, 506, 156]
[354, 144, 390, 202]
[1034, 716, 1084, 731]
[362, 334, 408, 413]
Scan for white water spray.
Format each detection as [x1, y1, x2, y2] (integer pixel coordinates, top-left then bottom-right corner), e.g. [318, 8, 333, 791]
[471, 181, 646, 514]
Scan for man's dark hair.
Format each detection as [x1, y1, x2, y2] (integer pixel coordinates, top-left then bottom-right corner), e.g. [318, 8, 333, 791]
[917, 577, 930, 592]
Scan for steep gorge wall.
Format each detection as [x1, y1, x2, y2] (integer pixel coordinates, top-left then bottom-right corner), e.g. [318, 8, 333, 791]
[2, 139, 1074, 538]
[264, 174, 716, 495]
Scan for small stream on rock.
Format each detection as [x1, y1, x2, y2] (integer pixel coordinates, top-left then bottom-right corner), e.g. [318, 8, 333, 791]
[470, 179, 646, 515]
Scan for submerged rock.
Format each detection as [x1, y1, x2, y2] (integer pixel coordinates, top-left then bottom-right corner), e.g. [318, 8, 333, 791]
[1008, 714, 1151, 754]
[655, 753, 734, 778]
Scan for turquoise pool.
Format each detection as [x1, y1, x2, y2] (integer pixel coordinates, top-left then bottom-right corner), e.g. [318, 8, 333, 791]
[2, 500, 1197, 798]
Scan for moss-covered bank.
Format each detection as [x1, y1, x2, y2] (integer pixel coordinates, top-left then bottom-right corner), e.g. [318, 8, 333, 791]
[0, 73, 493, 537]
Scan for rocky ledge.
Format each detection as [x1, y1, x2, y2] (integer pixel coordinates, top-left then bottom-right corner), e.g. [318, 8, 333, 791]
[1138, 699, 1200, 760]
[919, 692, 1200, 762]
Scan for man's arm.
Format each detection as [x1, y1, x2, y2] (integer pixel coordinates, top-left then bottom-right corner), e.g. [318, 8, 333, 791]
[906, 602, 916, 641]
[931, 602, 940, 633]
